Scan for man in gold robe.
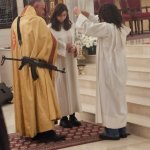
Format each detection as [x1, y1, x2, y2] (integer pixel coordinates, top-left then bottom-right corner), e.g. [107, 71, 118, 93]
[11, 0, 64, 141]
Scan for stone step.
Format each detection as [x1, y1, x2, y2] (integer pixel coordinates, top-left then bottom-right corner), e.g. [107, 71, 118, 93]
[85, 46, 150, 64]
[80, 88, 96, 107]
[84, 66, 150, 81]
[127, 86, 150, 98]
[80, 101, 150, 129]
[127, 95, 150, 107]
[80, 88, 96, 97]
[126, 45, 150, 56]
[85, 55, 96, 64]
[79, 75, 150, 89]
[128, 66, 150, 73]
[128, 113, 150, 129]
[127, 57, 150, 68]
[84, 64, 150, 77]
[128, 103, 150, 118]
[84, 64, 96, 76]
[127, 54, 150, 59]
[80, 94, 96, 105]
[81, 103, 96, 114]
[127, 80, 150, 89]
[128, 70, 150, 81]
[78, 75, 96, 89]
[80, 88, 150, 107]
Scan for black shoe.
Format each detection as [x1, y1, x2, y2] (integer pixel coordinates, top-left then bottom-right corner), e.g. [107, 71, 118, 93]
[120, 133, 130, 138]
[54, 120, 58, 125]
[99, 133, 120, 140]
[33, 130, 65, 141]
[49, 130, 65, 141]
[69, 113, 81, 127]
[119, 127, 130, 138]
[60, 116, 73, 128]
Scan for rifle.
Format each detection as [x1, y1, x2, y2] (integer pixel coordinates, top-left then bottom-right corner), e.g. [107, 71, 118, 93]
[1, 55, 65, 81]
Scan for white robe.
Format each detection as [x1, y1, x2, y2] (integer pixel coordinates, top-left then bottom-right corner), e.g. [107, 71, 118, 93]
[48, 25, 80, 116]
[76, 14, 131, 128]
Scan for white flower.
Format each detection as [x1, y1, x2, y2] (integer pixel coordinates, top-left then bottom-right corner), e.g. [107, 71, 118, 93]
[93, 40, 97, 46]
[76, 33, 97, 49]
[86, 43, 91, 48]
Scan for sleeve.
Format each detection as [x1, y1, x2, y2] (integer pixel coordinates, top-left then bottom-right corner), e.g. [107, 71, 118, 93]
[88, 14, 99, 23]
[122, 24, 131, 36]
[76, 14, 109, 38]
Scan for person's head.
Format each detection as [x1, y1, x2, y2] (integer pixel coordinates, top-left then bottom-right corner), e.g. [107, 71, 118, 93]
[29, 0, 45, 17]
[98, 4, 122, 29]
[50, 3, 72, 31]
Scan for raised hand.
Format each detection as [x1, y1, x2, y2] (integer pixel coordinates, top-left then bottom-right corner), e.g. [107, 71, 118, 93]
[73, 7, 81, 16]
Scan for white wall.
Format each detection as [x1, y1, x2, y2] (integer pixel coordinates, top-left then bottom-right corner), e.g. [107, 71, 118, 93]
[0, 49, 13, 86]
[0, 0, 24, 86]
[0, 0, 24, 48]
[0, 29, 11, 47]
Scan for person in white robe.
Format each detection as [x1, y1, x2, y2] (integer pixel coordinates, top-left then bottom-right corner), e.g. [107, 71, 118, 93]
[48, 3, 81, 128]
[74, 4, 131, 140]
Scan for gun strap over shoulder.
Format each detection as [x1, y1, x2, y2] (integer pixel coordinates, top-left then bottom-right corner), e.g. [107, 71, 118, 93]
[17, 16, 22, 46]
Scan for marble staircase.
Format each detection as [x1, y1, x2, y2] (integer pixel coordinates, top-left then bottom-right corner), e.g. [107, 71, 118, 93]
[78, 44, 150, 139]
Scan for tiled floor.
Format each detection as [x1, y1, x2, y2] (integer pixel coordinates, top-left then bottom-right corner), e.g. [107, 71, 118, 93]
[2, 104, 150, 150]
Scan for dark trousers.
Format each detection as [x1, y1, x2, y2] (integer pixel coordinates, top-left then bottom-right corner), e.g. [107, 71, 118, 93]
[0, 107, 10, 150]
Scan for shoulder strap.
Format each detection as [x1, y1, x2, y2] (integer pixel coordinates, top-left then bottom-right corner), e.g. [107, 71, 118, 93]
[17, 16, 22, 46]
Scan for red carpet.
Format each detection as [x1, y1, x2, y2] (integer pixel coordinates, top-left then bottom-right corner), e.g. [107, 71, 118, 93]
[9, 122, 104, 150]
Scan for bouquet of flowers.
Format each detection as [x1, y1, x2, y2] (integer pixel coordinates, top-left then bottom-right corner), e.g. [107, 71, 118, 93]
[81, 34, 97, 55]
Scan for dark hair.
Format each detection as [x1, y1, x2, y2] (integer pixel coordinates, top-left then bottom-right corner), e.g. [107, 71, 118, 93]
[98, 4, 122, 29]
[50, 3, 72, 31]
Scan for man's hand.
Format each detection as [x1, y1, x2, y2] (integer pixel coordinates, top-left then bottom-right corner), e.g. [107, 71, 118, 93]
[66, 43, 78, 57]
[73, 7, 81, 16]
[66, 43, 72, 53]
[71, 45, 78, 58]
